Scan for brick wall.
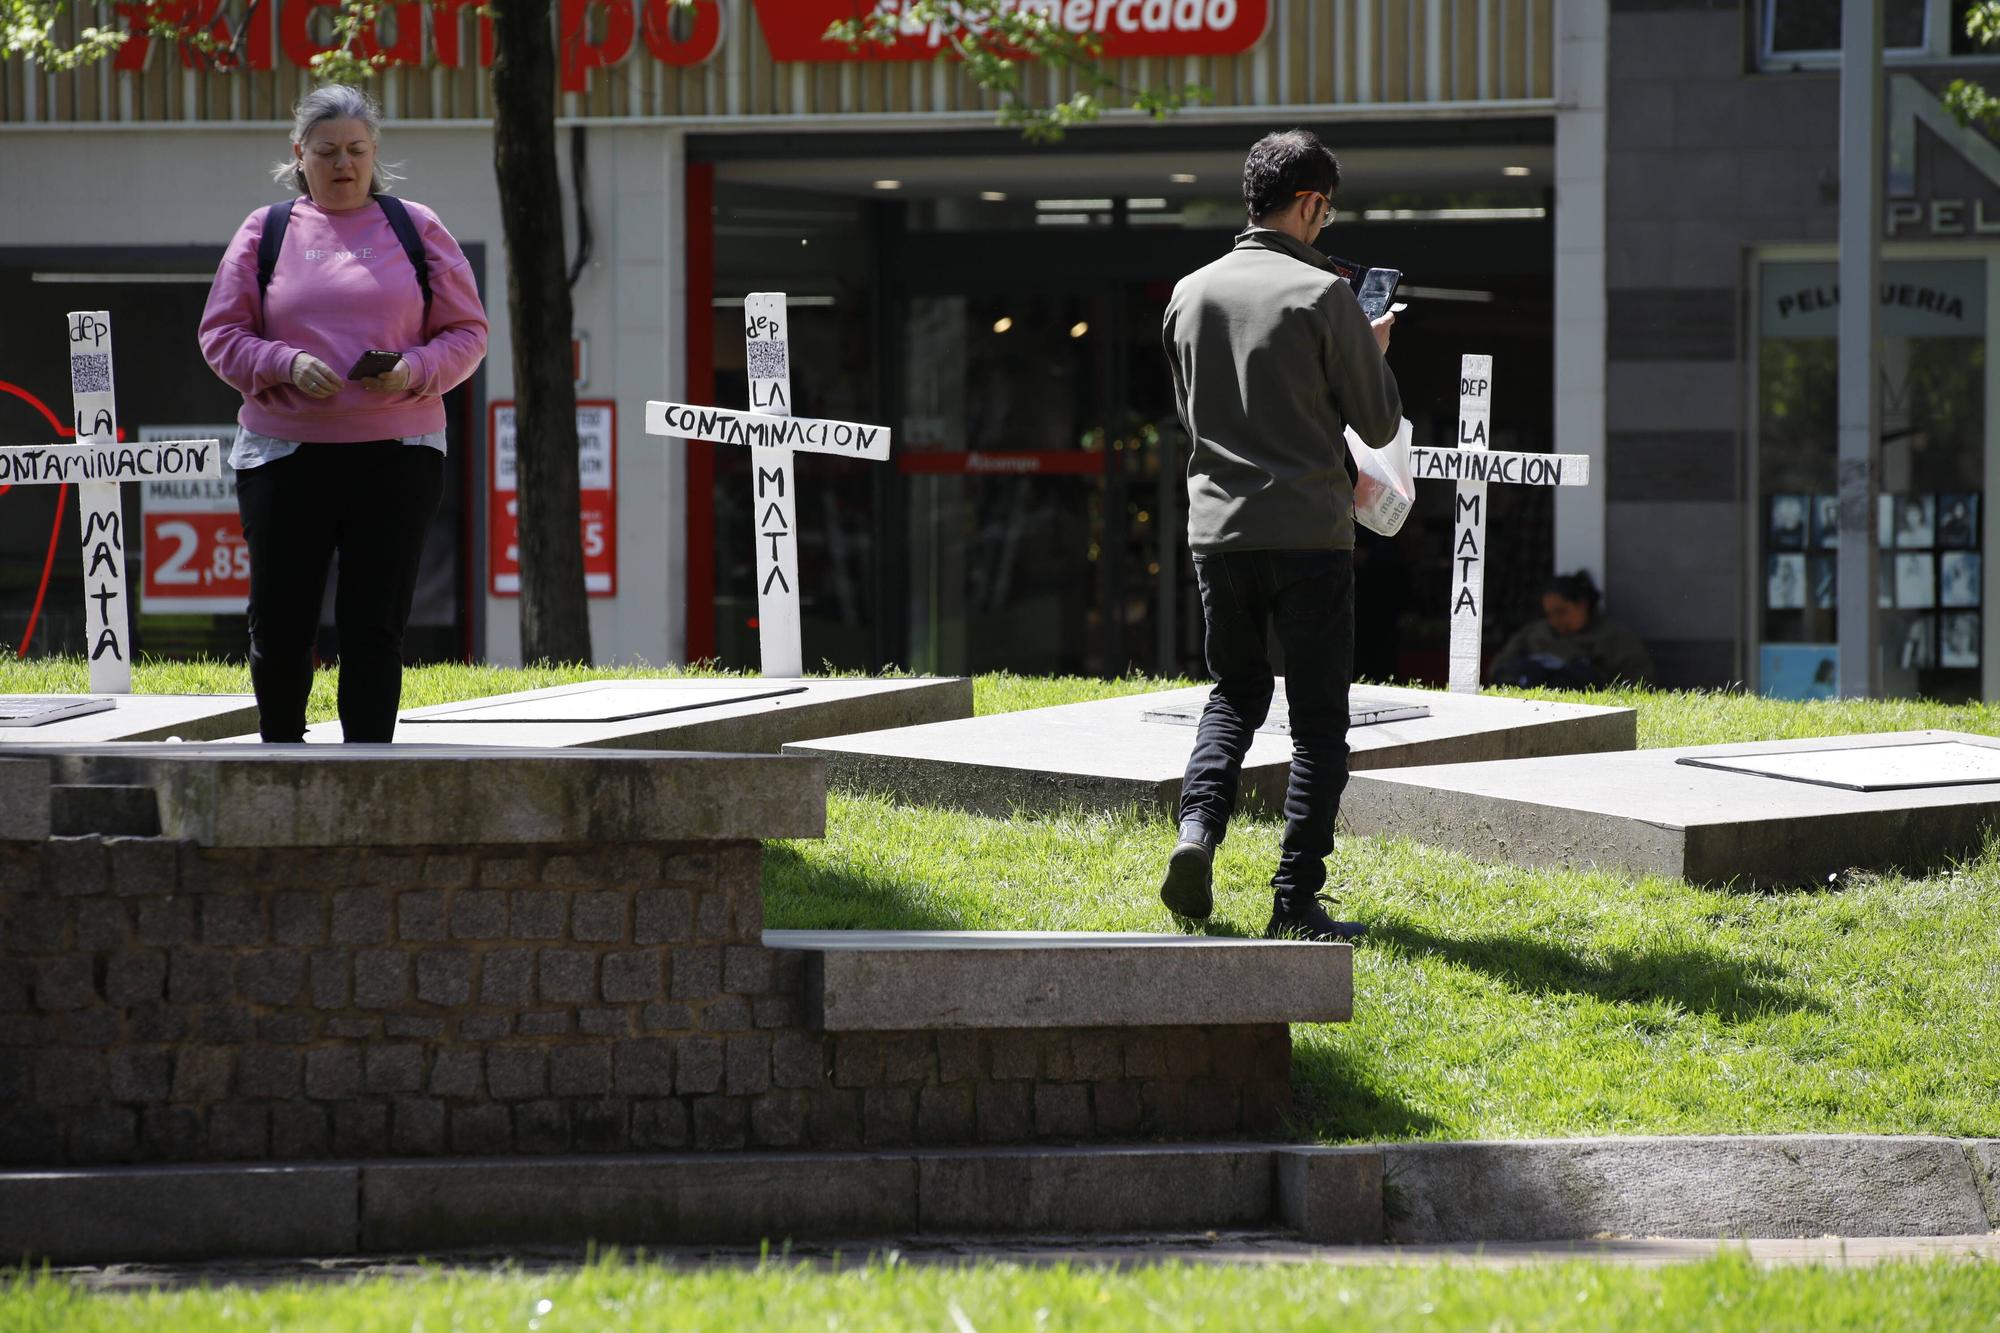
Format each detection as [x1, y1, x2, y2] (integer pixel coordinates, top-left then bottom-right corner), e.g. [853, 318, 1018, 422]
[0, 836, 1291, 1165]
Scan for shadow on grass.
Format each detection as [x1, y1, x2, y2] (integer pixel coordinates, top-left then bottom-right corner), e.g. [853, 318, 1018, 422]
[1290, 1035, 1443, 1141]
[760, 844, 966, 932]
[1369, 921, 1819, 1023]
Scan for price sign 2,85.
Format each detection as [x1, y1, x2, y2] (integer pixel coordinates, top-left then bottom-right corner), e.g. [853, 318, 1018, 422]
[138, 425, 248, 615]
[143, 510, 251, 612]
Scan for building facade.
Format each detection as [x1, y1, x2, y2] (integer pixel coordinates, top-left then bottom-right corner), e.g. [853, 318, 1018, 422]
[1606, 0, 2000, 700]
[1, 0, 1989, 696]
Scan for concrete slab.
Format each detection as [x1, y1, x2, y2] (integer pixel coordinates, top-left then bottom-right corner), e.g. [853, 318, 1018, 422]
[1275, 1146, 1386, 1244]
[0, 1163, 357, 1263]
[9, 1135, 1998, 1264]
[361, 1154, 918, 1250]
[914, 1145, 1273, 1233]
[7, 742, 826, 846]
[0, 692, 257, 744]
[1382, 1136, 1994, 1243]
[785, 682, 1635, 819]
[1341, 730, 2000, 887]
[271, 676, 971, 753]
[768, 929, 1351, 1030]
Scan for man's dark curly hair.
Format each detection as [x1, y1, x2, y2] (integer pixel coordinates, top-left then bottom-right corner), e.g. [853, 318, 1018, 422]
[1242, 129, 1341, 223]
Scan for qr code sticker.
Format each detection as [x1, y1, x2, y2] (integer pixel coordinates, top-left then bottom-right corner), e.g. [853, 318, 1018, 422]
[70, 353, 111, 396]
[746, 339, 788, 382]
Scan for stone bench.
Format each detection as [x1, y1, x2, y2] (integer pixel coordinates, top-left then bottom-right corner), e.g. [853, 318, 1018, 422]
[781, 929, 1349, 1031]
[1, 743, 1348, 1167]
[768, 929, 1349, 1143]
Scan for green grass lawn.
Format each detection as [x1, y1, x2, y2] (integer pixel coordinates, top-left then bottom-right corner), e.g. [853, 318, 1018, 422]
[5, 658, 1999, 1143]
[7, 1252, 2000, 1331]
[765, 678, 2000, 1145]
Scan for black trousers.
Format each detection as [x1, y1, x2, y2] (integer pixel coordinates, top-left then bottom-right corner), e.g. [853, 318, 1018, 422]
[1178, 549, 1355, 901]
[235, 441, 443, 743]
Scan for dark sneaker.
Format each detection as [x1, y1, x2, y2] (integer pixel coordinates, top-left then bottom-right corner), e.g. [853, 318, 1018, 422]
[1158, 840, 1215, 920]
[1264, 893, 1367, 942]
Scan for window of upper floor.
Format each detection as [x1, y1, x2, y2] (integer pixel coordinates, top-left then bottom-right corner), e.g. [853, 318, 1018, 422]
[1760, 0, 2000, 69]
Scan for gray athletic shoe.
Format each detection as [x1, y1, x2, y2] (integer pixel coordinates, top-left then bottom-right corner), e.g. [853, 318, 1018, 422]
[1158, 839, 1215, 920]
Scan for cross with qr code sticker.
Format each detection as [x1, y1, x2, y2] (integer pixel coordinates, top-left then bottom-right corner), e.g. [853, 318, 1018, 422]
[646, 292, 893, 678]
[0, 311, 222, 693]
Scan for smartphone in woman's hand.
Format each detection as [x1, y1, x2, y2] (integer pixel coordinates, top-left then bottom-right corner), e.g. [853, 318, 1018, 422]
[346, 349, 401, 380]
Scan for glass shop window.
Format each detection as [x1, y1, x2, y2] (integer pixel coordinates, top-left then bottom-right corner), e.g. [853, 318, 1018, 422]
[1756, 259, 1985, 701]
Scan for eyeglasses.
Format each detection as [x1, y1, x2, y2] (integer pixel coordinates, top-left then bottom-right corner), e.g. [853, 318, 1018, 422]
[1294, 190, 1334, 224]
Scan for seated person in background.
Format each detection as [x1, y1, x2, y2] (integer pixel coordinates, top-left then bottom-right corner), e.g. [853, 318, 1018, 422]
[1491, 571, 1653, 688]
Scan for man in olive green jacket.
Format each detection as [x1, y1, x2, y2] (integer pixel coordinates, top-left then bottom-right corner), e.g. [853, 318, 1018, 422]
[1158, 128, 1401, 942]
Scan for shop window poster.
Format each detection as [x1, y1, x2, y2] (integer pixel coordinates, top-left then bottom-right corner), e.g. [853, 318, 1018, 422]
[1767, 553, 1807, 609]
[1762, 643, 1838, 700]
[1769, 493, 1808, 550]
[1938, 492, 1979, 548]
[1896, 614, 1936, 670]
[1894, 494, 1936, 549]
[1942, 613, 1981, 669]
[1895, 553, 1936, 609]
[1811, 493, 1840, 549]
[1944, 616, 1976, 668]
[1941, 551, 1981, 607]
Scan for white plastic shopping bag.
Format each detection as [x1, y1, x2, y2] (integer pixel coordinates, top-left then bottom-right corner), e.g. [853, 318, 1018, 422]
[1347, 416, 1416, 537]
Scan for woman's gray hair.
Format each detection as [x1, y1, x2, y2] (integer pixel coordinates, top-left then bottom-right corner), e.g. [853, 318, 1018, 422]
[271, 84, 405, 196]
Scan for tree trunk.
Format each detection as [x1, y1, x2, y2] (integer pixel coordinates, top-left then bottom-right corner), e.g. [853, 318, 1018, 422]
[490, 0, 592, 664]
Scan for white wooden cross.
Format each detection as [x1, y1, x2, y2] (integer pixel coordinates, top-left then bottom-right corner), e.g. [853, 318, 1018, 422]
[0, 311, 222, 693]
[1403, 355, 1593, 694]
[646, 293, 893, 677]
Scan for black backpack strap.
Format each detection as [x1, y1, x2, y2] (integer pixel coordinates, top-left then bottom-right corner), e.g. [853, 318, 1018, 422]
[256, 198, 296, 327]
[373, 194, 433, 327]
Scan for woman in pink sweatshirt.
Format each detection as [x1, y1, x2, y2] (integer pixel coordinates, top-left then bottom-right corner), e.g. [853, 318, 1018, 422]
[200, 84, 487, 744]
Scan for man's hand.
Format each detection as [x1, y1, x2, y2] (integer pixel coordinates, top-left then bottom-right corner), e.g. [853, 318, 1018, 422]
[289, 352, 340, 399]
[360, 358, 414, 394]
[1371, 311, 1395, 354]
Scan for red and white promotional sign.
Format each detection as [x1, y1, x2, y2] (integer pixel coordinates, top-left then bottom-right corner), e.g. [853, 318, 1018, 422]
[138, 424, 249, 615]
[752, 0, 1269, 61]
[489, 400, 617, 598]
[108, 0, 725, 93]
